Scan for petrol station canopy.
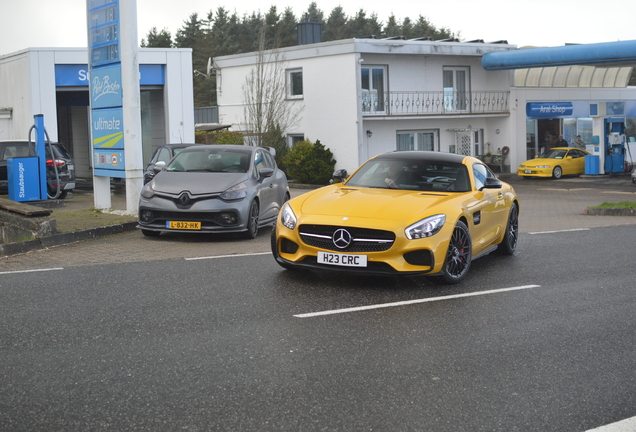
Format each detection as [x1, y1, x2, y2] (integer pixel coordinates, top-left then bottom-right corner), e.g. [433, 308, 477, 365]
[482, 40, 636, 88]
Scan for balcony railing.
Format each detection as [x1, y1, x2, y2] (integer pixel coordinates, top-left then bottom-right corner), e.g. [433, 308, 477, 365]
[362, 91, 510, 116]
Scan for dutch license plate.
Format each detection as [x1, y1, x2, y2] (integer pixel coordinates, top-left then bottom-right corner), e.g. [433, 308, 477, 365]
[317, 251, 367, 267]
[524, 169, 532, 174]
[167, 221, 201, 230]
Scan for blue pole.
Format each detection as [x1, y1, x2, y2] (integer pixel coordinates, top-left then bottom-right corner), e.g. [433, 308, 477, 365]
[34, 114, 48, 200]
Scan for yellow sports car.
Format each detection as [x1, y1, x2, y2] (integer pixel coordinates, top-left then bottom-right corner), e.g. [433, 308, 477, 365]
[271, 151, 520, 284]
[517, 147, 590, 179]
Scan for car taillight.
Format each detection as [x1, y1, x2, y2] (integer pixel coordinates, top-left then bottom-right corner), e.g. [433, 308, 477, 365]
[46, 159, 66, 167]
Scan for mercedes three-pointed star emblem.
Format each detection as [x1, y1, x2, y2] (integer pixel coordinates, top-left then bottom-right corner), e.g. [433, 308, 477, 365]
[332, 228, 353, 249]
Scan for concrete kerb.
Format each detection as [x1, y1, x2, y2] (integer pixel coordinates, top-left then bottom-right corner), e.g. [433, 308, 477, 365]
[0, 221, 139, 257]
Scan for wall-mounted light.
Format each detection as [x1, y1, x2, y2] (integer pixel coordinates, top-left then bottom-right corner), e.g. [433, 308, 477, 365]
[366, 130, 373, 138]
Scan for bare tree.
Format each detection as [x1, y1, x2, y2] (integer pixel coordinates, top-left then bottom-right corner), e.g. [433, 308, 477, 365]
[241, 26, 303, 147]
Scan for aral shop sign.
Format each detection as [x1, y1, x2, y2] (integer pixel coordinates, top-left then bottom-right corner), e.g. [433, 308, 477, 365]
[526, 102, 574, 118]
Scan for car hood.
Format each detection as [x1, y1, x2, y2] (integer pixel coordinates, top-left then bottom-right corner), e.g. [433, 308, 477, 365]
[152, 172, 249, 195]
[298, 184, 457, 221]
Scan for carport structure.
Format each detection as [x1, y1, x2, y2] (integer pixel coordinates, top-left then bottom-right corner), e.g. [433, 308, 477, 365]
[481, 40, 636, 173]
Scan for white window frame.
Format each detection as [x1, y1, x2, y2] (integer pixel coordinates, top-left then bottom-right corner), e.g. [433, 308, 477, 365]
[287, 68, 303, 99]
[443, 66, 470, 113]
[287, 134, 304, 147]
[361, 65, 388, 114]
[396, 130, 439, 151]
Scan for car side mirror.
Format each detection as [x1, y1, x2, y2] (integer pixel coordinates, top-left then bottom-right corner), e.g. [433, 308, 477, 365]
[566, 156, 573, 159]
[259, 167, 274, 179]
[480, 177, 502, 190]
[332, 169, 348, 183]
[153, 161, 166, 174]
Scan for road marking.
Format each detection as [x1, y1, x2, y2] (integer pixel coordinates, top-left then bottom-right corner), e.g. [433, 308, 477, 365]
[528, 228, 590, 235]
[0, 267, 64, 275]
[585, 415, 636, 431]
[294, 285, 541, 318]
[185, 252, 271, 261]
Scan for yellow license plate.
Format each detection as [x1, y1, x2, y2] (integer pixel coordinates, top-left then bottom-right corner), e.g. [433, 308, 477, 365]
[167, 221, 201, 230]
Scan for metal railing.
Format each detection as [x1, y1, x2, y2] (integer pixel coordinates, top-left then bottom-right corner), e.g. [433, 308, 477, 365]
[362, 91, 510, 116]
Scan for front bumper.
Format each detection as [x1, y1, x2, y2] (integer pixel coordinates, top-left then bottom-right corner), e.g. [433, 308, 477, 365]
[138, 195, 251, 233]
[517, 167, 552, 177]
[273, 216, 453, 275]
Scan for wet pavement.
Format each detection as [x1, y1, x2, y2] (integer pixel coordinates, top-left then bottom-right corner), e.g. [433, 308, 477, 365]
[1, 173, 636, 259]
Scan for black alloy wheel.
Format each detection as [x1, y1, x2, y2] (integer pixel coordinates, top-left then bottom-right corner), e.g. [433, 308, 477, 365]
[440, 221, 472, 284]
[498, 202, 519, 255]
[242, 200, 259, 239]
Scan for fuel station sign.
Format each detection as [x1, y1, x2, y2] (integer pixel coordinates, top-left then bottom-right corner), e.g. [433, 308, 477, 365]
[87, 0, 125, 178]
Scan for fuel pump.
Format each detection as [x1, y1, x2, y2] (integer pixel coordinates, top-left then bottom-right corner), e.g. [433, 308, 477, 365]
[604, 118, 627, 174]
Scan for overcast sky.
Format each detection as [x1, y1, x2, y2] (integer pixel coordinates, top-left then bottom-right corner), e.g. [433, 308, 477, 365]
[1, 0, 635, 56]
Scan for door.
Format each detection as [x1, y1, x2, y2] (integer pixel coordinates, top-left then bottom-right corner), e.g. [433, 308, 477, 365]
[254, 149, 278, 221]
[443, 67, 470, 113]
[469, 163, 508, 254]
[361, 66, 387, 114]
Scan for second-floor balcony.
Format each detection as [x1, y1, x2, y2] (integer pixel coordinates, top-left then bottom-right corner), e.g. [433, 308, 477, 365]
[362, 90, 510, 116]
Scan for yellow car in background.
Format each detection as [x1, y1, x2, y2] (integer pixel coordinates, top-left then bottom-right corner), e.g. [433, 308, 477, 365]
[271, 151, 519, 284]
[518, 147, 590, 179]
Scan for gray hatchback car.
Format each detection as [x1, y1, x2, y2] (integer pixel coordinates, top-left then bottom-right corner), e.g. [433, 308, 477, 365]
[138, 145, 289, 239]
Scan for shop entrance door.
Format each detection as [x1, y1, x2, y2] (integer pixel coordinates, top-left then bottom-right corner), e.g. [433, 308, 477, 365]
[537, 119, 561, 154]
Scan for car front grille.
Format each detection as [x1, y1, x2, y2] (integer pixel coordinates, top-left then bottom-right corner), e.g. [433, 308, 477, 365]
[299, 224, 395, 252]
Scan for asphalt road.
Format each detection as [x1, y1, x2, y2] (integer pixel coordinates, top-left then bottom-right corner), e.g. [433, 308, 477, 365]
[1, 176, 636, 431]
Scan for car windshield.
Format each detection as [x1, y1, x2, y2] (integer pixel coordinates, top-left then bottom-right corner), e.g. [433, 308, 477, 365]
[166, 148, 251, 173]
[539, 149, 568, 159]
[345, 157, 471, 192]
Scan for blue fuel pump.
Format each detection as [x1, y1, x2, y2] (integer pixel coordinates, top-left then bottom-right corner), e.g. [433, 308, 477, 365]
[604, 118, 627, 174]
[7, 114, 61, 202]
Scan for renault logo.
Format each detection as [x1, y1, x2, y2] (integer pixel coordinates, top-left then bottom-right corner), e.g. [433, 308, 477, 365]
[332, 228, 352, 249]
[178, 192, 192, 207]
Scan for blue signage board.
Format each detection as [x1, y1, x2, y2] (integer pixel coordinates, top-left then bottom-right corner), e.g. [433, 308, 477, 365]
[56, 64, 165, 87]
[90, 64, 122, 108]
[92, 107, 124, 149]
[87, 0, 120, 67]
[526, 102, 574, 118]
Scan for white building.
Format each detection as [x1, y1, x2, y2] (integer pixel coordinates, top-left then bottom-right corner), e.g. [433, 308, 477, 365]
[215, 38, 516, 173]
[0, 47, 195, 179]
[215, 38, 636, 174]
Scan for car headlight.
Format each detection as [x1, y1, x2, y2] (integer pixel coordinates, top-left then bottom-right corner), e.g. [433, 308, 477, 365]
[535, 165, 550, 168]
[140, 183, 154, 199]
[518, 164, 525, 168]
[405, 214, 446, 240]
[220, 182, 247, 200]
[281, 203, 297, 230]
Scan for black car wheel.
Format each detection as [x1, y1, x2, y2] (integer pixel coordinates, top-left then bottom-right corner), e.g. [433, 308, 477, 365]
[242, 200, 259, 239]
[440, 221, 472, 284]
[141, 229, 161, 237]
[498, 202, 519, 255]
[552, 166, 563, 179]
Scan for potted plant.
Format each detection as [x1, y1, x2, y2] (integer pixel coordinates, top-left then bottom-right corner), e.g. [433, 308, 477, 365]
[483, 143, 493, 164]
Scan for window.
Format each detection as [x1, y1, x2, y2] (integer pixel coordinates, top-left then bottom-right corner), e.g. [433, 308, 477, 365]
[443, 66, 470, 112]
[287, 69, 303, 98]
[396, 131, 438, 151]
[288, 134, 304, 147]
[361, 66, 387, 114]
[472, 163, 496, 190]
